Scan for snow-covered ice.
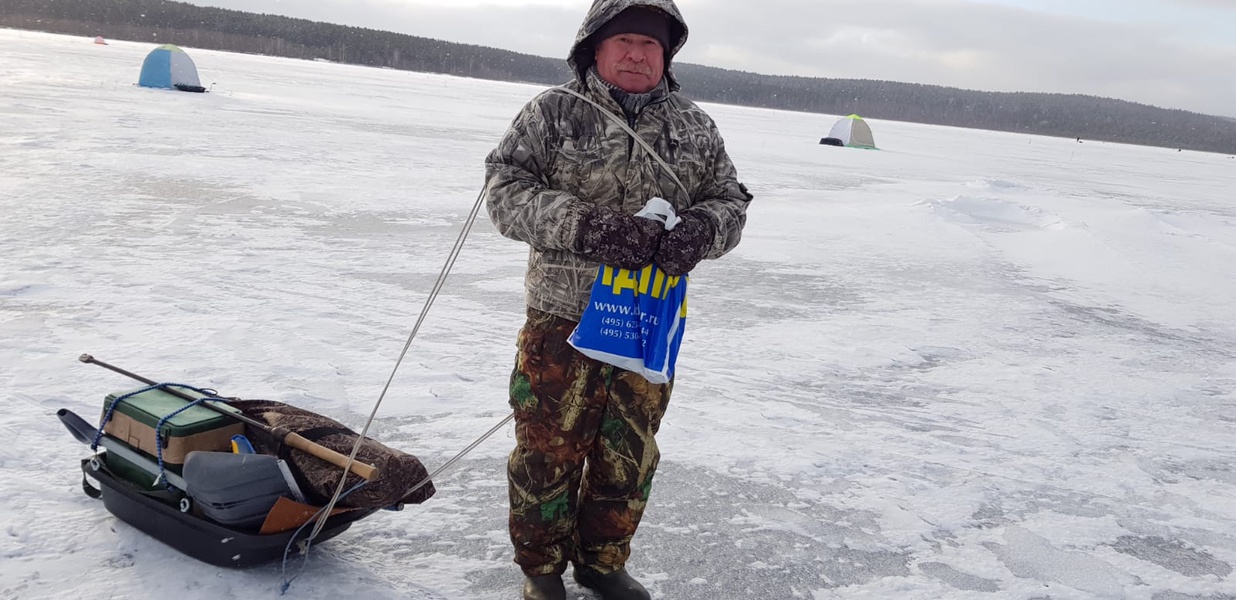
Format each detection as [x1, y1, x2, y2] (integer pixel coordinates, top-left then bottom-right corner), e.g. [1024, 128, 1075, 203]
[2, 29, 1235, 600]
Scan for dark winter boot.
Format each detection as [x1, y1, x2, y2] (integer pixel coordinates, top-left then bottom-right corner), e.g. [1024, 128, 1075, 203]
[522, 574, 566, 600]
[572, 566, 650, 600]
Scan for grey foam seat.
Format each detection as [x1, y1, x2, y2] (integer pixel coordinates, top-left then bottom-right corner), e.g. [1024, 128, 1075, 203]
[183, 451, 294, 528]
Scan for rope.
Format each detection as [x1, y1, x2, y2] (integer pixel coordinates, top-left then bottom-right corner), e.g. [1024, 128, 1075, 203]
[152, 396, 211, 487]
[94, 382, 222, 490]
[93, 383, 160, 451]
[556, 86, 691, 199]
[278, 480, 367, 595]
[305, 185, 490, 544]
[396, 411, 514, 500]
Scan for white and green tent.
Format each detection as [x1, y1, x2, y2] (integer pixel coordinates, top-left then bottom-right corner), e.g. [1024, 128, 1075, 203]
[820, 114, 877, 149]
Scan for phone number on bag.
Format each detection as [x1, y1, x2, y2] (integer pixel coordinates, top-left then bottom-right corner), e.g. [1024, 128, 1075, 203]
[599, 328, 641, 340]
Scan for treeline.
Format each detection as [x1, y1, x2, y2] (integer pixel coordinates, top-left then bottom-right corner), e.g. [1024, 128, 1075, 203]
[3, 0, 1234, 154]
[674, 64, 1236, 153]
[0, 0, 565, 82]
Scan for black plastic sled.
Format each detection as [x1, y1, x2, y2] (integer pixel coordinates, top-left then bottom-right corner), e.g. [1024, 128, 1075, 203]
[81, 457, 375, 568]
[59, 356, 434, 570]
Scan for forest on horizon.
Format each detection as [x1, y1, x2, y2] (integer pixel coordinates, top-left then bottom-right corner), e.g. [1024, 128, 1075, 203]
[3, 0, 1235, 155]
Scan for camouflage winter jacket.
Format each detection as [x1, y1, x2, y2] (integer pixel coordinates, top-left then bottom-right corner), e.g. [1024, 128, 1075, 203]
[484, 0, 752, 321]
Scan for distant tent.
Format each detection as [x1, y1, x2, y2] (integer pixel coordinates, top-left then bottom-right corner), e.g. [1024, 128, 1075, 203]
[94, 36, 108, 45]
[138, 44, 205, 93]
[820, 114, 877, 149]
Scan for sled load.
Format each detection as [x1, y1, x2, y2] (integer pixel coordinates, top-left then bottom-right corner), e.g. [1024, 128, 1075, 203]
[59, 355, 435, 568]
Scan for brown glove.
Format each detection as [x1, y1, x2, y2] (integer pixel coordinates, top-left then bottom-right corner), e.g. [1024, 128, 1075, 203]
[653, 210, 715, 276]
[574, 207, 665, 270]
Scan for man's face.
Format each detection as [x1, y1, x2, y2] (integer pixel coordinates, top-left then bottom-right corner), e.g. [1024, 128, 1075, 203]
[594, 33, 665, 94]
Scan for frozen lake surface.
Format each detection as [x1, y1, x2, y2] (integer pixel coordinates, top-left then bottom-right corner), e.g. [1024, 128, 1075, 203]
[2, 28, 1235, 600]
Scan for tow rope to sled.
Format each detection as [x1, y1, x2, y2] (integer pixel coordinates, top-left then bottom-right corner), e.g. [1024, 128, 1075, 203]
[297, 184, 514, 569]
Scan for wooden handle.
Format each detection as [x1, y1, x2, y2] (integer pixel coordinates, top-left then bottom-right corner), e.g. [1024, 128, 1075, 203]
[284, 432, 380, 481]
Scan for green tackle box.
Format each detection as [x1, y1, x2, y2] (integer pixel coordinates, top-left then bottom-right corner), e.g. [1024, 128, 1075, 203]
[101, 387, 246, 470]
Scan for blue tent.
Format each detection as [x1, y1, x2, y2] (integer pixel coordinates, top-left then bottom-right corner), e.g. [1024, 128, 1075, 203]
[138, 44, 204, 92]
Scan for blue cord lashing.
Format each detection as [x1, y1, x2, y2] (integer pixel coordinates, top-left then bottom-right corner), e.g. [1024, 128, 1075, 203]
[94, 382, 225, 490]
[95, 381, 368, 595]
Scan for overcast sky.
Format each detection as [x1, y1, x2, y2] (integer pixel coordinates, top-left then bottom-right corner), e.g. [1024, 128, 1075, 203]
[181, 0, 1236, 118]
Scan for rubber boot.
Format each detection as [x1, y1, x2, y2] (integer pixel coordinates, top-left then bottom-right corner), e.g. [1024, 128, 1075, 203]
[572, 566, 650, 600]
[522, 574, 566, 600]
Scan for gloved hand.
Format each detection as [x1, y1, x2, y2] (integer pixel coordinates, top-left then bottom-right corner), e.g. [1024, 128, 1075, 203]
[653, 209, 715, 276]
[574, 206, 666, 270]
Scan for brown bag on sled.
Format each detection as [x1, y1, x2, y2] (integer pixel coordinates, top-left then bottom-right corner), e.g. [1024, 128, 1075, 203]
[230, 400, 435, 509]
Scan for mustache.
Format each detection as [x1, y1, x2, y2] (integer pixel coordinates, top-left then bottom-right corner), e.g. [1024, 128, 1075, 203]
[617, 63, 654, 76]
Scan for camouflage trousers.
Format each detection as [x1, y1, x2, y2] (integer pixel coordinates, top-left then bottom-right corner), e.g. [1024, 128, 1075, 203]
[507, 307, 673, 577]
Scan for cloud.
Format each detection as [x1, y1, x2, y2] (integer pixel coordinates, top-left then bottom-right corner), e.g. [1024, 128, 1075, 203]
[676, 0, 1236, 116]
[182, 0, 1236, 117]
[1167, 0, 1236, 8]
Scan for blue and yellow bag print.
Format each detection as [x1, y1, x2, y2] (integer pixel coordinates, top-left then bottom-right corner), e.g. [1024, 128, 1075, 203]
[569, 199, 687, 384]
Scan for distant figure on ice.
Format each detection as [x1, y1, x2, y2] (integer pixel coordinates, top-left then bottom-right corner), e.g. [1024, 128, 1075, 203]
[483, 1, 751, 598]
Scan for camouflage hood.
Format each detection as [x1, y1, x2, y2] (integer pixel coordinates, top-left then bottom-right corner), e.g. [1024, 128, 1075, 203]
[568, 0, 689, 90]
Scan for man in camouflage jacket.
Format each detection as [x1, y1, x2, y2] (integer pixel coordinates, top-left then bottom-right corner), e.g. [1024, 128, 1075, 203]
[485, 1, 751, 598]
